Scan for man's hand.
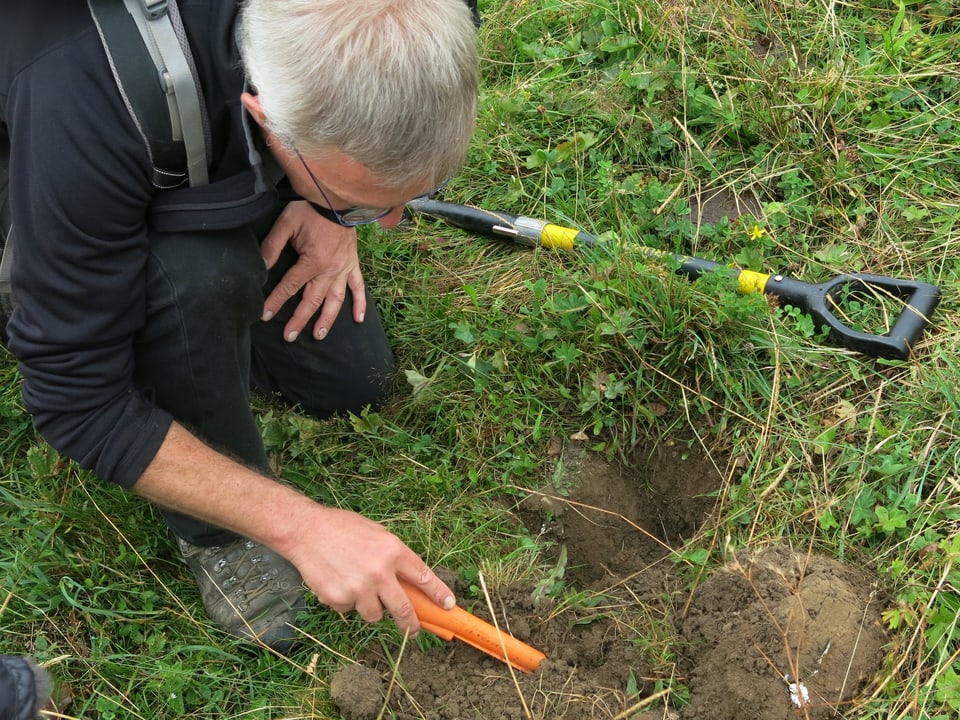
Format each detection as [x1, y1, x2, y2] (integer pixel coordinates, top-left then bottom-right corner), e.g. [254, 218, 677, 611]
[280, 506, 456, 636]
[260, 201, 367, 342]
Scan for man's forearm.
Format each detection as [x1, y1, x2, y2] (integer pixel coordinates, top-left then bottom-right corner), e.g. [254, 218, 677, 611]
[133, 420, 456, 634]
[131, 421, 316, 557]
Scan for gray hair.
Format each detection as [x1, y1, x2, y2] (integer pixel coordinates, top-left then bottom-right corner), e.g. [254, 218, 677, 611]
[238, 0, 479, 188]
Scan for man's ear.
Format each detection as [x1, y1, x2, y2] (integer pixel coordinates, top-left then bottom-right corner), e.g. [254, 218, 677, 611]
[241, 92, 267, 128]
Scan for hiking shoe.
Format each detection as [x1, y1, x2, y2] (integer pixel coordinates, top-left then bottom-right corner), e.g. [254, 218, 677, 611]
[178, 536, 307, 653]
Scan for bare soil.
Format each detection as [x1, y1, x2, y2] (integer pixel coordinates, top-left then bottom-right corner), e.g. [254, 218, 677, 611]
[329, 435, 887, 720]
[686, 184, 762, 230]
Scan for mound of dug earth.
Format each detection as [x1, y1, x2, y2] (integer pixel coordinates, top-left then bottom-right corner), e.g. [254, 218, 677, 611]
[676, 546, 888, 720]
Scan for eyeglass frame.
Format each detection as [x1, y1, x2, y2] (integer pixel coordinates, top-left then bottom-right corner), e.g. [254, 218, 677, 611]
[295, 149, 448, 227]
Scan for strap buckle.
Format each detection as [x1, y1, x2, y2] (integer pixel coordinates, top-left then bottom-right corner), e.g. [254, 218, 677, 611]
[141, 0, 168, 20]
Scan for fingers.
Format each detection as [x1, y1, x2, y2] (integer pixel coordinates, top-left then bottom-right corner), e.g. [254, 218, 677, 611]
[262, 266, 316, 328]
[319, 568, 455, 637]
[315, 578, 417, 633]
[308, 280, 351, 341]
[289, 280, 344, 342]
[263, 268, 345, 340]
[261, 264, 356, 341]
[405, 566, 456, 612]
[353, 593, 387, 625]
[347, 269, 367, 324]
[388, 567, 459, 637]
[275, 274, 365, 342]
[371, 567, 456, 636]
[260, 224, 286, 272]
[381, 579, 420, 636]
[259, 208, 294, 271]
[305, 270, 366, 339]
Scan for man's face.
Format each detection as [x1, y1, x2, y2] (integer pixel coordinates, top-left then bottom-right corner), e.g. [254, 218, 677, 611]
[240, 91, 433, 229]
[288, 146, 430, 229]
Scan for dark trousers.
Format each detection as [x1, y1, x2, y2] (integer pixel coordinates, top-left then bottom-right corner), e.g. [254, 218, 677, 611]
[133, 216, 394, 546]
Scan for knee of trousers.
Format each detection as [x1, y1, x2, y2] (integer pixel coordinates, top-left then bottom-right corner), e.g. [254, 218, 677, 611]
[339, 346, 396, 413]
[145, 228, 267, 333]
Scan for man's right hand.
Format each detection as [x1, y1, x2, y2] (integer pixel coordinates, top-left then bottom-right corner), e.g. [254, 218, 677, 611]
[278, 505, 456, 635]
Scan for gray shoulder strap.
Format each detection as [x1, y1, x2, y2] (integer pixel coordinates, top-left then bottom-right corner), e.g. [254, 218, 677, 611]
[0, 225, 14, 319]
[89, 0, 210, 187]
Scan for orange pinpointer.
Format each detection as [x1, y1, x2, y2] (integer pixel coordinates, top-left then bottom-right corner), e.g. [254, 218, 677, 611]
[399, 579, 546, 673]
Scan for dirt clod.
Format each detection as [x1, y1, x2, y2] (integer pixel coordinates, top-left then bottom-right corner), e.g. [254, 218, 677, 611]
[329, 663, 384, 720]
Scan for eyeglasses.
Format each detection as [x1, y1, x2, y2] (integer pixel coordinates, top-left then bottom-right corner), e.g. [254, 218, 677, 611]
[295, 150, 448, 227]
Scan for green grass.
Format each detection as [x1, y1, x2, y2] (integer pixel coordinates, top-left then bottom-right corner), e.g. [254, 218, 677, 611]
[3, 1, 960, 717]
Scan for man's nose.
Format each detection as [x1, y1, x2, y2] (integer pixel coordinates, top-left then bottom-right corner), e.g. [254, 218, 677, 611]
[376, 206, 407, 229]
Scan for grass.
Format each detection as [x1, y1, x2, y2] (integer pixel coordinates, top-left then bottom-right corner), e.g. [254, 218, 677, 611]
[2, 0, 959, 717]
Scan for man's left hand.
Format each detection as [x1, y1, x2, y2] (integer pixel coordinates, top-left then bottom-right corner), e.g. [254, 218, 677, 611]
[260, 201, 366, 341]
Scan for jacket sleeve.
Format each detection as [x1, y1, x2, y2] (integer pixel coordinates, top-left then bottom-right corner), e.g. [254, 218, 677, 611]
[5, 26, 173, 488]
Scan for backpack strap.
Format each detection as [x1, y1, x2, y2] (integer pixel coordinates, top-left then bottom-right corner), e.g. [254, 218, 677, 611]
[0, 224, 14, 324]
[88, 0, 210, 188]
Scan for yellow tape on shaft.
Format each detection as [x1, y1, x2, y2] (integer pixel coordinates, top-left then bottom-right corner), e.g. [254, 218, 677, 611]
[540, 225, 580, 250]
[737, 269, 770, 295]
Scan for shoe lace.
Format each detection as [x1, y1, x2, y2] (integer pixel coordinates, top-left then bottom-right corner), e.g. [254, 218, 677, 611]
[201, 541, 290, 613]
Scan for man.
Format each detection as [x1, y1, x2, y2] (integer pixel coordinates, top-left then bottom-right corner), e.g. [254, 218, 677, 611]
[0, 0, 479, 652]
